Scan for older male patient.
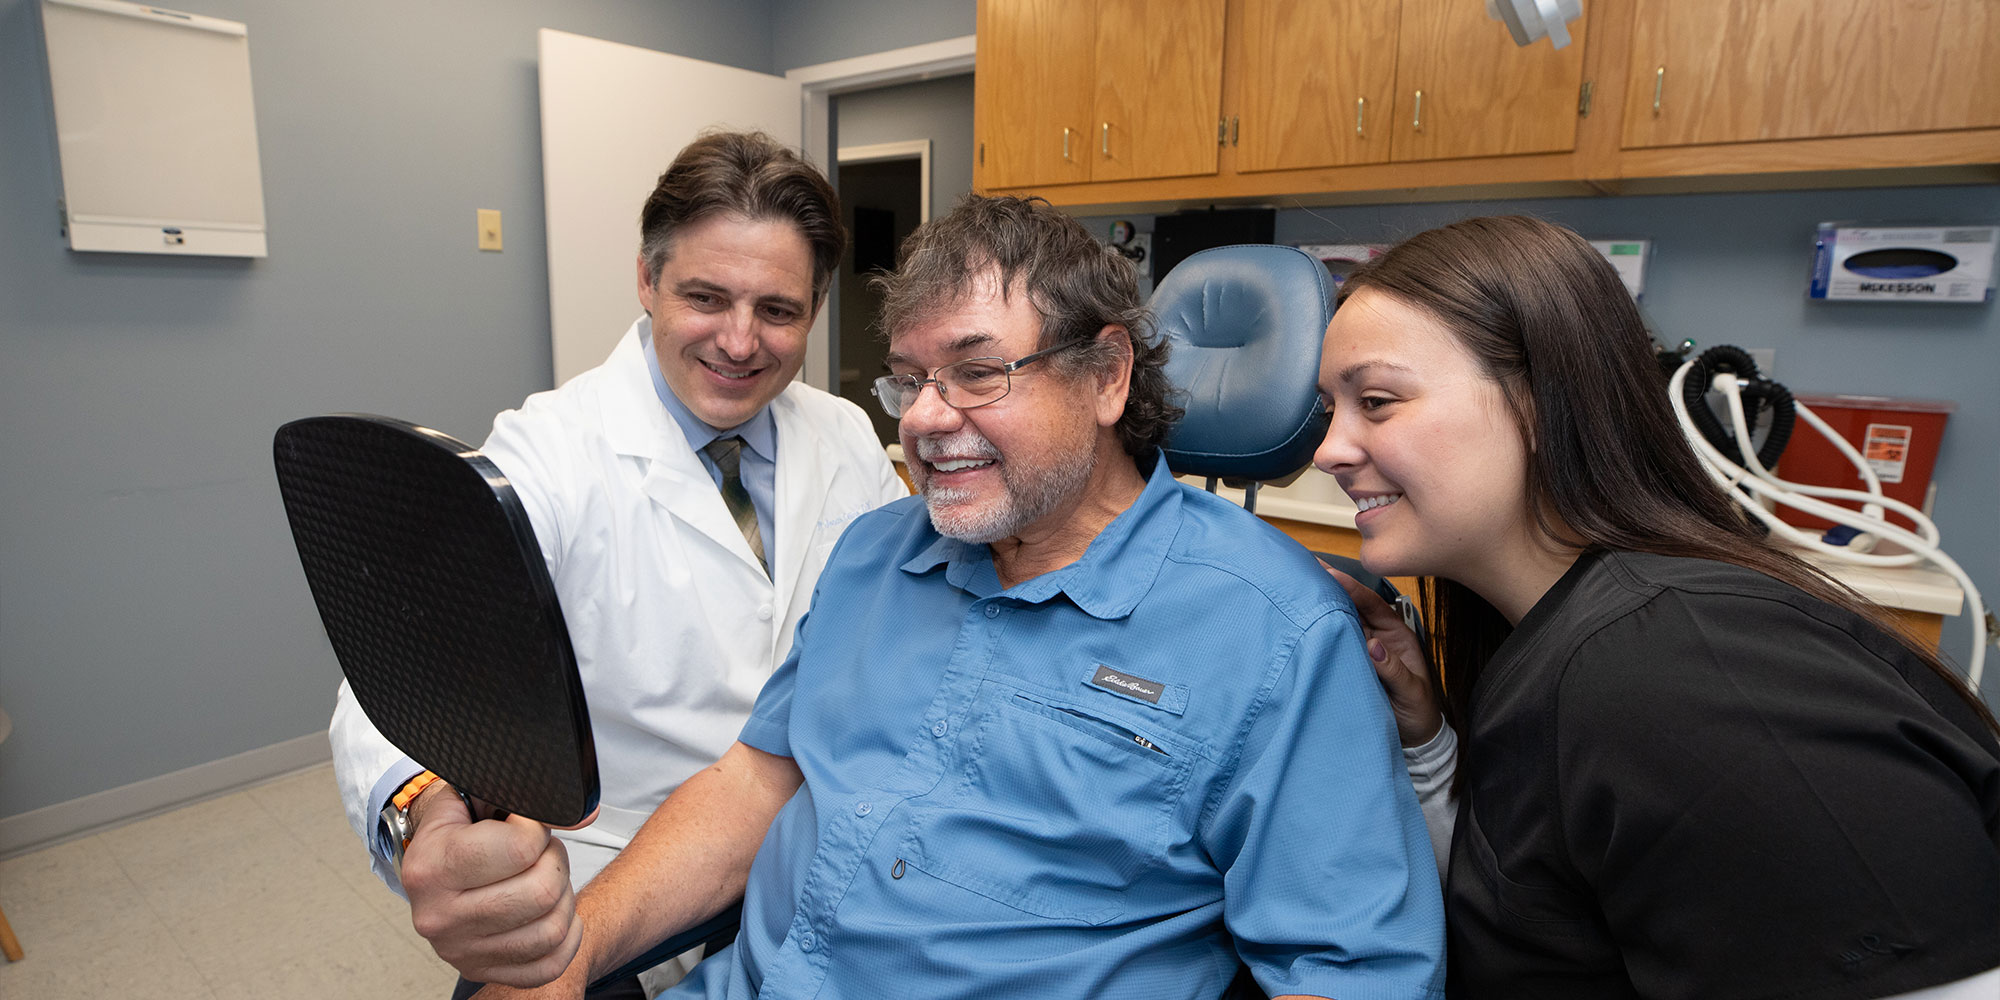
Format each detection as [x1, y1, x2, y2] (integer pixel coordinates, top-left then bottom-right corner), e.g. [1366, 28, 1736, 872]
[431, 196, 1444, 1000]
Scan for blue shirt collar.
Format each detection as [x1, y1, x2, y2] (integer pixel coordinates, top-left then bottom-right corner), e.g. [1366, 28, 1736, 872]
[899, 451, 1179, 620]
[640, 314, 777, 462]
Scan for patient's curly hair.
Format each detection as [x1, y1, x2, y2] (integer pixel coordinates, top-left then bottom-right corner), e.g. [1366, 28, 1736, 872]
[872, 195, 1182, 458]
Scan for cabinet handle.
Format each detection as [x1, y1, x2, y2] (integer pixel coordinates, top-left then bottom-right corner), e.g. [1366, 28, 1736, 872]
[1412, 90, 1423, 131]
[1063, 126, 1072, 160]
[1218, 117, 1228, 144]
[1653, 67, 1664, 117]
[979, 142, 985, 167]
[1229, 116, 1239, 146]
[1101, 122, 1110, 157]
[1356, 97, 1366, 136]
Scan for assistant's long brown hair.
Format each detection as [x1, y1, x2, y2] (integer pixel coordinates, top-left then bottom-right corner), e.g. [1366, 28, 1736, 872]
[1339, 216, 1996, 742]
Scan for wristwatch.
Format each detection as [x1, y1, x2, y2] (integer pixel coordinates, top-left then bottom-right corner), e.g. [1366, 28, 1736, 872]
[381, 770, 444, 877]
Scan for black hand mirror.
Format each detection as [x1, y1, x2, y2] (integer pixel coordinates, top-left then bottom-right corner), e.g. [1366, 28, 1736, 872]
[273, 414, 598, 825]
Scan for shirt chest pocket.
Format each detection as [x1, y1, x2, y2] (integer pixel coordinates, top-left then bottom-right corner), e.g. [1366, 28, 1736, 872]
[1455, 800, 1591, 937]
[902, 684, 1191, 924]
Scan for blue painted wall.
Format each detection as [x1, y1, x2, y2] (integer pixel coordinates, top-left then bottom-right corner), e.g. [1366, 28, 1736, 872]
[835, 74, 979, 212]
[773, 0, 973, 69]
[0, 0, 777, 818]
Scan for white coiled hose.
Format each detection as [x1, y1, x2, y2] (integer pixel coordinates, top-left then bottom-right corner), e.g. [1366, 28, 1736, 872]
[1670, 360, 1986, 691]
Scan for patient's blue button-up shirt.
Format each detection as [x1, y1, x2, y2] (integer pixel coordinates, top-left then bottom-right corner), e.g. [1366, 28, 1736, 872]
[675, 453, 1445, 1000]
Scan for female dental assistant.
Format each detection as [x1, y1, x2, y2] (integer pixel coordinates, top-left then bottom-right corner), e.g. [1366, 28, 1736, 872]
[1313, 215, 2000, 1000]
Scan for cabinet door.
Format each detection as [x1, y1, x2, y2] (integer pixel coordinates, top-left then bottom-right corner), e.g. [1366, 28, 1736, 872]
[975, 0, 1096, 189]
[1091, 0, 1227, 182]
[1389, 0, 1586, 162]
[1622, 0, 2000, 148]
[1233, 0, 1400, 172]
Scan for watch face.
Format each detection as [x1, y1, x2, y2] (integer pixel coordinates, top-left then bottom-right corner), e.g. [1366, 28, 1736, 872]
[382, 804, 413, 857]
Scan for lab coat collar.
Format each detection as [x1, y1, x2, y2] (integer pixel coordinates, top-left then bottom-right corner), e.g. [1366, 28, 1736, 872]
[597, 320, 770, 580]
[601, 319, 698, 466]
[766, 388, 834, 600]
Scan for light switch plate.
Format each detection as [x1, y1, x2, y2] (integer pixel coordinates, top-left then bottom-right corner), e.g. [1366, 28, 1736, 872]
[478, 209, 502, 251]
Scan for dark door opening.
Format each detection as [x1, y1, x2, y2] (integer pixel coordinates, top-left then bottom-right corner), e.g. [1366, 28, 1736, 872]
[835, 157, 922, 445]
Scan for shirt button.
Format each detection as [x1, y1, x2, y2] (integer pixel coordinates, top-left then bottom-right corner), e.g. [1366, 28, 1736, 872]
[931, 721, 948, 738]
[757, 604, 774, 621]
[800, 931, 817, 952]
[984, 605, 1000, 619]
[855, 801, 872, 817]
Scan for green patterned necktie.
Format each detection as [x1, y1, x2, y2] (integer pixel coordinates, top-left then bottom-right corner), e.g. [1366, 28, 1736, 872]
[701, 436, 767, 576]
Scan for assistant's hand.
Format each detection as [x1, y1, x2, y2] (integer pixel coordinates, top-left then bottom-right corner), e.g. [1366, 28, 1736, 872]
[1323, 564, 1442, 747]
[401, 782, 582, 987]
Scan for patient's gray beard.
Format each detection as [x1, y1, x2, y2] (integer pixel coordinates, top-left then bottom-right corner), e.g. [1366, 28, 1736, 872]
[918, 431, 1095, 544]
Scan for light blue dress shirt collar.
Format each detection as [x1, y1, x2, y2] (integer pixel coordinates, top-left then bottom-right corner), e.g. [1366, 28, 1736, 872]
[639, 316, 779, 561]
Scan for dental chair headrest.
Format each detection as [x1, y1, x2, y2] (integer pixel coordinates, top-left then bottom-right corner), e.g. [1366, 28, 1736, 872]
[1154, 244, 1334, 482]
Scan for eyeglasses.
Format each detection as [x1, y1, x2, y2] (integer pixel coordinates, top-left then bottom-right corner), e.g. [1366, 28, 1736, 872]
[870, 340, 1080, 419]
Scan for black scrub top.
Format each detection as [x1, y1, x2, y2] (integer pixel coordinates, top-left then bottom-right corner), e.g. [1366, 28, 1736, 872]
[1448, 549, 2000, 1000]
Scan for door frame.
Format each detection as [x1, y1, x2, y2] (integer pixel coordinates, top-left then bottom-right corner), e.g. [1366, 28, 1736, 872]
[785, 35, 975, 389]
[830, 140, 932, 398]
[837, 140, 934, 224]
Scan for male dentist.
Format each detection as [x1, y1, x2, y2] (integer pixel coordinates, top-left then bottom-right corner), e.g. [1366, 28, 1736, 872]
[329, 131, 907, 999]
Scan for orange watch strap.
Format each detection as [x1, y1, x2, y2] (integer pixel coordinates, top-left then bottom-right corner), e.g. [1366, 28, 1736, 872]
[392, 770, 443, 813]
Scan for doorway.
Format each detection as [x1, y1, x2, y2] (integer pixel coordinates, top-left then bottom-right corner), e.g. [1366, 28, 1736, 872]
[786, 36, 975, 392]
[834, 141, 930, 444]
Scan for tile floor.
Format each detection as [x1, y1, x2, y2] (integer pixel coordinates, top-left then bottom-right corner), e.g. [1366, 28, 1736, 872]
[0, 763, 459, 1000]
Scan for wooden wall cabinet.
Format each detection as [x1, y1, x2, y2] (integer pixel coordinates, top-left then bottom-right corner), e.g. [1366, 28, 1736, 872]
[1093, 0, 1228, 181]
[1206, 0, 1587, 173]
[1388, 0, 1588, 162]
[974, 0, 1225, 189]
[973, 0, 1094, 188]
[1622, 0, 2000, 149]
[1229, 0, 1399, 172]
[975, 0, 2000, 210]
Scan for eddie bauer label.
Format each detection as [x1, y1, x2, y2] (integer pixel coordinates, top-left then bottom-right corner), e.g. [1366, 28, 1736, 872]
[1091, 665, 1164, 704]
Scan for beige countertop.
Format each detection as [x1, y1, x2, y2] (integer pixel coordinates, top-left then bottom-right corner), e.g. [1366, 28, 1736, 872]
[1797, 551, 1964, 617]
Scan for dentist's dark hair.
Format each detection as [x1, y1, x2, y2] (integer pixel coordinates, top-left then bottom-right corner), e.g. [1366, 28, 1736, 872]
[1338, 215, 1995, 750]
[638, 130, 844, 306]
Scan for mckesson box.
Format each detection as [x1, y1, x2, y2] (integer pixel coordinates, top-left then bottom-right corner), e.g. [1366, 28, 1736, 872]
[1776, 394, 1954, 533]
[1811, 224, 1998, 303]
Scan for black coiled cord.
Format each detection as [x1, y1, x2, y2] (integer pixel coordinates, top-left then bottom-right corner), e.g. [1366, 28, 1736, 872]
[1680, 344, 1796, 470]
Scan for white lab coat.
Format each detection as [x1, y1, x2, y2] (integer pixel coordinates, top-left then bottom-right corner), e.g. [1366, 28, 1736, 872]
[329, 319, 907, 894]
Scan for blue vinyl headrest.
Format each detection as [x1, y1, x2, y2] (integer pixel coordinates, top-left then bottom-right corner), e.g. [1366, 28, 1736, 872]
[1154, 244, 1334, 482]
